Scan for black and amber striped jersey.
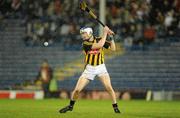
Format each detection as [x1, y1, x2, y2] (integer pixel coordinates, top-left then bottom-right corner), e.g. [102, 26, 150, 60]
[82, 37, 111, 66]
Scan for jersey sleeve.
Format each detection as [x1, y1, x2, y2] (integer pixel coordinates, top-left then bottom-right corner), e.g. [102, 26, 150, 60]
[83, 42, 92, 52]
[103, 41, 111, 49]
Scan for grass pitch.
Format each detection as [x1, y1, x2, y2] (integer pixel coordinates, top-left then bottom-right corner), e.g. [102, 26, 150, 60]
[0, 99, 179, 118]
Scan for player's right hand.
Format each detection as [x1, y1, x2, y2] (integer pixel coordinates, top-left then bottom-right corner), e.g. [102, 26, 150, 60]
[104, 26, 115, 35]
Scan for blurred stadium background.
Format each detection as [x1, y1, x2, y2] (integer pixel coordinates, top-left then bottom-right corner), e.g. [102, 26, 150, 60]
[0, 0, 180, 101]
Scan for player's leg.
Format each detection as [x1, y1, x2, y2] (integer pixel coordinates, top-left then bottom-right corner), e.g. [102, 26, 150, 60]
[59, 76, 90, 113]
[98, 74, 117, 103]
[71, 76, 90, 100]
[98, 73, 120, 113]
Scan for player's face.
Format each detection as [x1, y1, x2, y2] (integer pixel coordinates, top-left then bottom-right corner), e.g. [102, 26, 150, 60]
[80, 32, 91, 40]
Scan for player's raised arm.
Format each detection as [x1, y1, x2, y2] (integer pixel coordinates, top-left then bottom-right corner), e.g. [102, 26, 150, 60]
[91, 26, 111, 49]
[106, 28, 116, 51]
[109, 39, 116, 51]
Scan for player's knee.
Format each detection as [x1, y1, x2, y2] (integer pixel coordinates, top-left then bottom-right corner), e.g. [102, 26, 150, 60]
[106, 86, 113, 92]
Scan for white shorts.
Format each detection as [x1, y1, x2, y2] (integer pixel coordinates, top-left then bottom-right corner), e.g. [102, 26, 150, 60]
[81, 64, 109, 81]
